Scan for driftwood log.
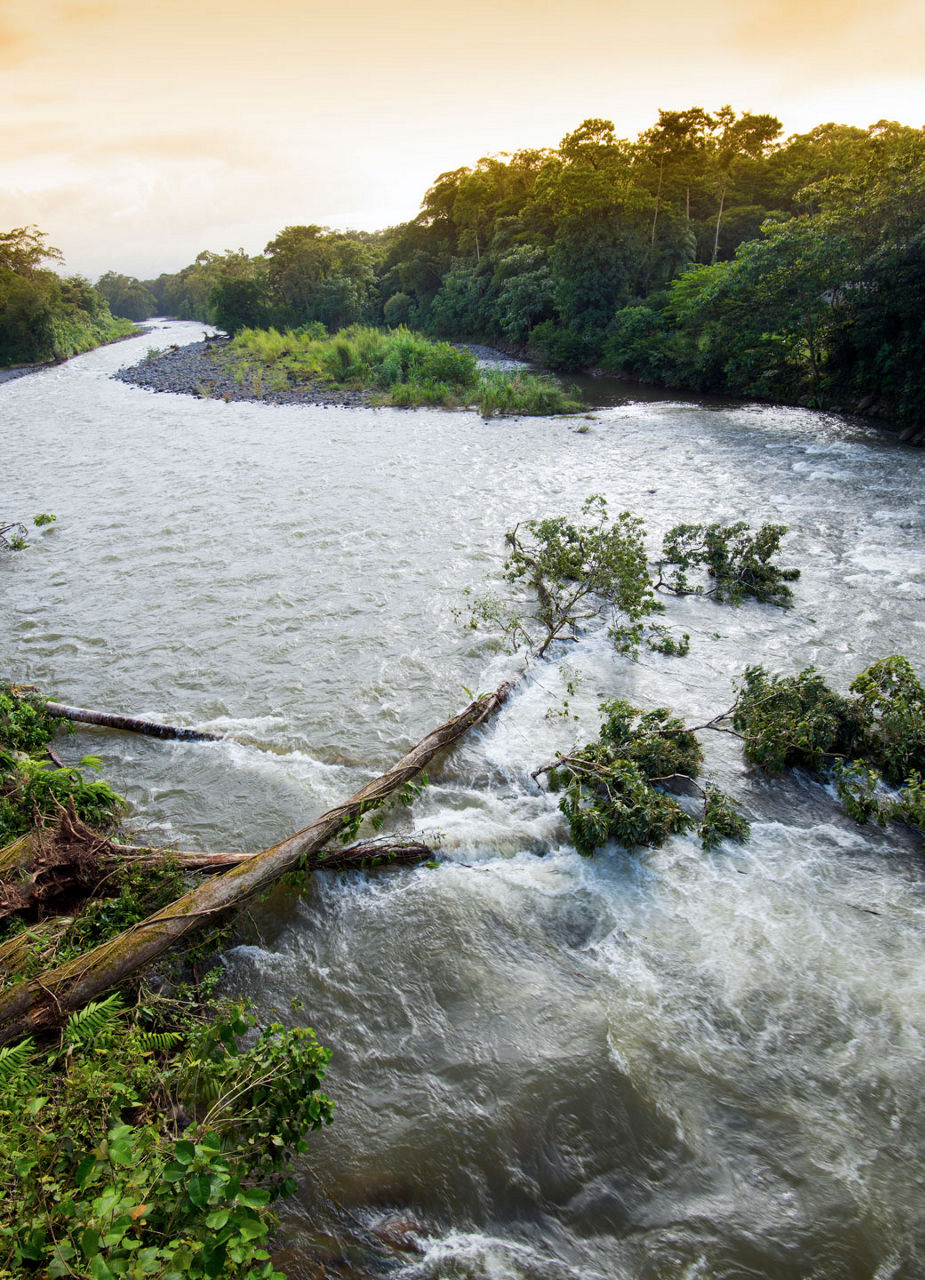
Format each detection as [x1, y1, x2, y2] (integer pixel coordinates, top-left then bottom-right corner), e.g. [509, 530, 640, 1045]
[42, 700, 223, 742]
[0, 682, 513, 1045]
[0, 808, 437, 926]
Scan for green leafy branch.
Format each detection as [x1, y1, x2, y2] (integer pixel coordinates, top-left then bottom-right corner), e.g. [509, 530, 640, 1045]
[1, 514, 56, 552]
[655, 520, 800, 607]
[531, 655, 924, 858]
[532, 699, 749, 856]
[463, 503, 801, 669]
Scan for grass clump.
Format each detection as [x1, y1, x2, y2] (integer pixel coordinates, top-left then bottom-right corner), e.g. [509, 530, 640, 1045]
[221, 325, 585, 415]
[475, 368, 584, 418]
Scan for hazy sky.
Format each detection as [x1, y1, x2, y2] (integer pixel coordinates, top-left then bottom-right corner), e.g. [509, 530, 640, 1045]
[2, 0, 922, 279]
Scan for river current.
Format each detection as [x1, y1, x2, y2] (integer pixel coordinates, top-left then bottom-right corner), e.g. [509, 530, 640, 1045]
[2, 320, 923, 1279]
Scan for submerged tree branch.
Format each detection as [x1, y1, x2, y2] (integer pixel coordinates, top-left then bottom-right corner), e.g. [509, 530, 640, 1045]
[0, 681, 513, 1045]
[42, 700, 224, 742]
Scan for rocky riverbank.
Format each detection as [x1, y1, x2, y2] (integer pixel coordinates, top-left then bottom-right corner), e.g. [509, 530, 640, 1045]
[113, 337, 530, 408]
[113, 338, 375, 408]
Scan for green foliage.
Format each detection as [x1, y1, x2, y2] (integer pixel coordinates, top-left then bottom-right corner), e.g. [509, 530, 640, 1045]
[0, 683, 123, 844]
[528, 320, 597, 372]
[468, 501, 795, 664]
[658, 521, 800, 607]
[95, 272, 158, 322]
[221, 324, 586, 416]
[549, 699, 747, 856]
[0, 251, 134, 367]
[699, 787, 751, 850]
[0, 751, 124, 845]
[209, 278, 269, 336]
[0, 1004, 333, 1280]
[1, 513, 56, 552]
[0, 689, 338, 1280]
[223, 324, 479, 408]
[732, 657, 925, 841]
[475, 369, 583, 417]
[143, 112, 923, 424]
[0, 685, 63, 755]
[62, 860, 187, 955]
[732, 665, 864, 773]
[493, 495, 665, 659]
[559, 754, 692, 856]
[332, 774, 429, 847]
[848, 655, 925, 786]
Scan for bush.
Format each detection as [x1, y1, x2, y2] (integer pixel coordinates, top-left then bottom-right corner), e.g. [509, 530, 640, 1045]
[528, 320, 597, 372]
[475, 369, 583, 417]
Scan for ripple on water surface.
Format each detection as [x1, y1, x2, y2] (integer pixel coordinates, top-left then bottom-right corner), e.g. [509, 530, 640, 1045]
[2, 321, 924, 1278]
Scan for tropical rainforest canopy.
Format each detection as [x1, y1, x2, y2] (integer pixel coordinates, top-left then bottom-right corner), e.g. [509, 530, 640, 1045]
[3, 107, 923, 425]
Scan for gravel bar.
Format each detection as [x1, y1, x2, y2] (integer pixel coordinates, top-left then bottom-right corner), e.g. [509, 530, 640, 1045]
[113, 338, 375, 408]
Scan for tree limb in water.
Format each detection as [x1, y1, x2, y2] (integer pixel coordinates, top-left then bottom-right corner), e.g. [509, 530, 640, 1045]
[42, 700, 223, 742]
[0, 808, 437, 926]
[0, 682, 512, 1045]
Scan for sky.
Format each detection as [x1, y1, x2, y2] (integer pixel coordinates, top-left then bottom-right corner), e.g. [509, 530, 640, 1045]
[2, 0, 922, 280]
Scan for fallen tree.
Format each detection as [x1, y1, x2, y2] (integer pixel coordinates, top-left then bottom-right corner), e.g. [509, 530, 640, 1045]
[42, 698, 223, 741]
[0, 805, 437, 926]
[0, 498, 809, 1043]
[0, 681, 512, 1045]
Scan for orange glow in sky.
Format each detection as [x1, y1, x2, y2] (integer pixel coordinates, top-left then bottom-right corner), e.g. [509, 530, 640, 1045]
[2, 0, 922, 277]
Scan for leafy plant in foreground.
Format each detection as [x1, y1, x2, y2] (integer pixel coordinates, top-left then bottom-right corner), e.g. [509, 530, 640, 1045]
[0, 1002, 333, 1280]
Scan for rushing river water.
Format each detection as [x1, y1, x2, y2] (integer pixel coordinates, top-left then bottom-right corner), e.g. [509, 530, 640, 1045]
[2, 321, 923, 1279]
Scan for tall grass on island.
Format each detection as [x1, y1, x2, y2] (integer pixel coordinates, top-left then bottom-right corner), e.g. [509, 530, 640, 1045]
[219, 325, 585, 417]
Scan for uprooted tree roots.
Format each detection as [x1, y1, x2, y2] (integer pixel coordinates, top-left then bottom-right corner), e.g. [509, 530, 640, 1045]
[0, 801, 440, 960]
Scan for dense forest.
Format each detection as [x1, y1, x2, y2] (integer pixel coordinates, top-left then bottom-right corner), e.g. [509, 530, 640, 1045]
[0, 228, 133, 366]
[4, 108, 923, 426]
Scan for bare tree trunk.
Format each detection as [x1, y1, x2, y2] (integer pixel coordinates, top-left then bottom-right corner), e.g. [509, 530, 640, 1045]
[43, 701, 223, 742]
[711, 185, 727, 265]
[0, 813, 437, 925]
[0, 682, 513, 1045]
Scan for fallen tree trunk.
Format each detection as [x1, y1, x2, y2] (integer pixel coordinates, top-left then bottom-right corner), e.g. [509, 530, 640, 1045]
[0, 682, 513, 1044]
[43, 700, 223, 742]
[0, 808, 437, 925]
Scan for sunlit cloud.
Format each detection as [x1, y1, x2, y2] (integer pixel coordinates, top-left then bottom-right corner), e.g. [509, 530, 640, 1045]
[3, 0, 922, 277]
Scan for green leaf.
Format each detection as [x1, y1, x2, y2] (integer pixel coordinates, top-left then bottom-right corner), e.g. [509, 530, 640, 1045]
[80, 1227, 102, 1258]
[237, 1187, 270, 1208]
[172, 1139, 196, 1164]
[109, 1138, 134, 1166]
[203, 1241, 228, 1277]
[75, 1154, 99, 1189]
[90, 1255, 117, 1280]
[187, 1173, 213, 1208]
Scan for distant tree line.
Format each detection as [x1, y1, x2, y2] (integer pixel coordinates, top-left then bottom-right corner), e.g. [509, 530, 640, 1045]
[0, 227, 133, 366]
[100, 107, 925, 425]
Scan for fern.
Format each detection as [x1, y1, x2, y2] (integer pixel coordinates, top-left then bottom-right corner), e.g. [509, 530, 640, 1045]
[0, 1038, 38, 1091]
[64, 993, 125, 1048]
[130, 1029, 183, 1053]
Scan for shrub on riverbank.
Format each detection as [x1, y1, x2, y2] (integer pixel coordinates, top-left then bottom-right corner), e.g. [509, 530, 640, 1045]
[0, 240, 134, 367]
[222, 325, 584, 415]
[475, 368, 583, 417]
[0, 687, 334, 1279]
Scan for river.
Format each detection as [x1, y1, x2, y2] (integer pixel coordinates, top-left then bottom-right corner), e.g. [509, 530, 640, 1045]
[2, 320, 923, 1279]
